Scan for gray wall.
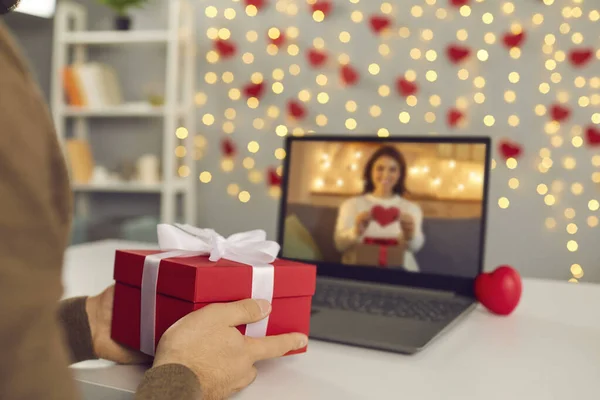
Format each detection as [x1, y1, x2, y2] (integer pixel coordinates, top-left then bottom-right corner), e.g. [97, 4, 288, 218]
[4, 0, 599, 284]
[3, 11, 54, 101]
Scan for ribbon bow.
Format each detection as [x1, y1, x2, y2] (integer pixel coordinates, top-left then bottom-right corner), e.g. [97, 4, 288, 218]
[157, 223, 281, 266]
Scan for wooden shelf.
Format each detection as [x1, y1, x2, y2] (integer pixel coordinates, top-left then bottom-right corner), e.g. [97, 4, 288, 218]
[72, 180, 188, 193]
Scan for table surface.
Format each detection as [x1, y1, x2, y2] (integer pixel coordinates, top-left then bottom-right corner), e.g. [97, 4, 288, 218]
[65, 240, 600, 400]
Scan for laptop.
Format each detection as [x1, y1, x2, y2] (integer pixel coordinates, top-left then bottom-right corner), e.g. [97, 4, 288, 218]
[277, 135, 491, 354]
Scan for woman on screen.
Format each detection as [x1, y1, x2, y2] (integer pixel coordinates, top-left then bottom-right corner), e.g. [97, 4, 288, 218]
[334, 145, 425, 272]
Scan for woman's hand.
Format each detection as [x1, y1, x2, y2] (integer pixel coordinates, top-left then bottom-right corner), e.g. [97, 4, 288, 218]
[86, 285, 152, 364]
[153, 299, 307, 400]
[354, 210, 372, 236]
[400, 213, 415, 241]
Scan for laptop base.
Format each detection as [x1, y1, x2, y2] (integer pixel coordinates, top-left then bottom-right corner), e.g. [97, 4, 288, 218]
[309, 277, 477, 354]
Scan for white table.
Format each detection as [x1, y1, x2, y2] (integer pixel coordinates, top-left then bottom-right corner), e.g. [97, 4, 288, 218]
[65, 240, 600, 400]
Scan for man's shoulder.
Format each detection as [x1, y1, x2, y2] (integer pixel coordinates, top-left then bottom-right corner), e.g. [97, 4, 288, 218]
[341, 195, 368, 208]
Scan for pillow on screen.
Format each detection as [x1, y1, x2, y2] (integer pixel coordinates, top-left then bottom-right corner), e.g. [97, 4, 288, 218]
[283, 214, 324, 261]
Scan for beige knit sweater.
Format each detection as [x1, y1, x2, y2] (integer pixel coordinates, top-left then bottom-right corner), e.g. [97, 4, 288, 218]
[0, 21, 201, 400]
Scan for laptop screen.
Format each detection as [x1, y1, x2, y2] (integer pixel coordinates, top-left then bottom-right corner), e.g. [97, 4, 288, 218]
[278, 137, 489, 280]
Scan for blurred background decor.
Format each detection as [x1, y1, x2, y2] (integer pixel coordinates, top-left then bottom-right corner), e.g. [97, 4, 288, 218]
[4, 0, 599, 283]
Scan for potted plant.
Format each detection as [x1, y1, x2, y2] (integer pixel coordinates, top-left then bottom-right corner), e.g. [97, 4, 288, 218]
[96, 0, 151, 31]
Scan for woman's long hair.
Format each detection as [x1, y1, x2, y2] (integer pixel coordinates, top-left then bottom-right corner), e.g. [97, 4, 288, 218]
[362, 145, 408, 196]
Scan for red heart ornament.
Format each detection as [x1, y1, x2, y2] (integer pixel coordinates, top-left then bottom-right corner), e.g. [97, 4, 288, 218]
[447, 109, 464, 127]
[369, 15, 392, 34]
[311, 1, 332, 16]
[396, 78, 418, 97]
[214, 39, 237, 58]
[503, 31, 526, 48]
[245, 0, 265, 10]
[499, 140, 523, 160]
[267, 167, 282, 186]
[585, 126, 600, 146]
[269, 30, 286, 47]
[307, 48, 328, 67]
[569, 48, 593, 67]
[221, 138, 236, 157]
[371, 206, 400, 227]
[446, 44, 471, 64]
[243, 81, 265, 99]
[287, 100, 306, 120]
[550, 104, 571, 122]
[475, 266, 522, 316]
[449, 0, 470, 7]
[340, 65, 359, 86]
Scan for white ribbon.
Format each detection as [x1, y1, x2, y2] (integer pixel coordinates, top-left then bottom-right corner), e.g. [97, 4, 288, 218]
[139, 223, 280, 355]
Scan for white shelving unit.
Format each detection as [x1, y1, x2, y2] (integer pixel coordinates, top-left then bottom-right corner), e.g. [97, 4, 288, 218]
[50, 1, 197, 225]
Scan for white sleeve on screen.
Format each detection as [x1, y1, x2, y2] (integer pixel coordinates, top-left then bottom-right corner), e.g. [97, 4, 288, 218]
[403, 199, 425, 252]
[334, 197, 360, 252]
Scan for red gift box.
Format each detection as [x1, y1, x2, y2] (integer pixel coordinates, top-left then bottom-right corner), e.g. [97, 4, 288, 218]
[110, 226, 317, 356]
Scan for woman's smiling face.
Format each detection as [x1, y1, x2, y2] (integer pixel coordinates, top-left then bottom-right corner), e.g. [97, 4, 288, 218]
[371, 155, 401, 194]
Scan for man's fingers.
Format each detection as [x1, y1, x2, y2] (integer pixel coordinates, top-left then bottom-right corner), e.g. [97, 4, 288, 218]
[247, 333, 308, 362]
[233, 366, 258, 393]
[202, 299, 272, 327]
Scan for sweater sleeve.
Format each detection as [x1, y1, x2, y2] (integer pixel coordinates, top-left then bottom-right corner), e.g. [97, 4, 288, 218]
[58, 297, 97, 363]
[334, 197, 360, 252]
[405, 201, 425, 252]
[136, 364, 202, 400]
[0, 22, 80, 400]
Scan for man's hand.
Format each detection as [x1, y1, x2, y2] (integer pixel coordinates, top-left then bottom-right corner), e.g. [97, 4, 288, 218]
[86, 286, 152, 364]
[355, 210, 372, 237]
[153, 299, 308, 400]
[400, 213, 415, 241]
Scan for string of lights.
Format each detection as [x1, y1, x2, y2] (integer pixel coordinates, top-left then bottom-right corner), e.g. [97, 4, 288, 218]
[173, 0, 598, 282]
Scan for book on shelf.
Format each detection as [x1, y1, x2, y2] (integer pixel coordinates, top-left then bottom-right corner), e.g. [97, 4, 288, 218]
[63, 62, 123, 108]
[66, 139, 95, 183]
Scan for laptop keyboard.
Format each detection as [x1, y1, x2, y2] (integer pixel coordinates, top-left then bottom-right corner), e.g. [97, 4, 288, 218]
[313, 282, 471, 323]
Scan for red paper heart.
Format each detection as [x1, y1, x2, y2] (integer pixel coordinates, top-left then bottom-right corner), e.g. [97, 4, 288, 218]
[245, 0, 265, 10]
[340, 65, 359, 85]
[287, 100, 306, 120]
[214, 39, 236, 58]
[550, 104, 571, 122]
[369, 15, 391, 34]
[267, 167, 282, 186]
[371, 206, 400, 227]
[447, 109, 464, 127]
[269, 30, 285, 47]
[396, 78, 418, 97]
[243, 81, 265, 99]
[311, 1, 332, 16]
[446, 44, 471, 64]
[569, 48, 593, 67]
[585, 126, 600, 146]
[503, 31, 526, 48]
[221, 138, 236, 157]
[449, 0, 470, 7]
[307, 48, 328, 67]
[475, 266, 522, 316]
[499, 140, 523, 160]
